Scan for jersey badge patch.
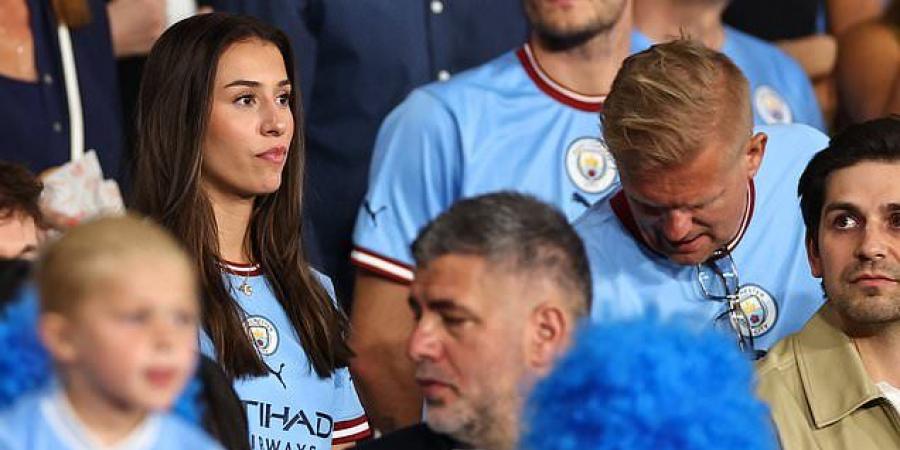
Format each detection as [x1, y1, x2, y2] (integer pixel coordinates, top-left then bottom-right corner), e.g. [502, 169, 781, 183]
[731, 284, 778, 338]
[565, 137, 617, 194]
[754, 85, 793, 125]
[246, 316, 279, 356]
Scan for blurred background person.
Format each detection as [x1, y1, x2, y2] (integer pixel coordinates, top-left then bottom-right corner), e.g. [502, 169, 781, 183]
[132, 14, 370, 449]
[633, 0, 824, 131]
[724, 0, 884, 127]
[0, 162, 45, 260]
[206, 0, 529, 310]
[837, 1, 900, 124]
[0, 0, 124, 183]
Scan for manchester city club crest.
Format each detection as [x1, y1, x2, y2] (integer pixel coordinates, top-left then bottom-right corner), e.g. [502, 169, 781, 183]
[565, 137, 617, 194]
[753, 85, 793, 125]
[246, 316, 279, 356]
[731, 284, 778, 338]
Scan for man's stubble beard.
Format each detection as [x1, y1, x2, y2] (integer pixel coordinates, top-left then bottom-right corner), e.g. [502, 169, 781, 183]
[528, 0, 627, 51]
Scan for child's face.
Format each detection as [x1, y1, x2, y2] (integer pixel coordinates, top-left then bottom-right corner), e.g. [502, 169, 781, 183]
[49, 255, 200, 412]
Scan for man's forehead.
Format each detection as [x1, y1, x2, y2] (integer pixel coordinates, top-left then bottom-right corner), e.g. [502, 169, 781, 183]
[412, 254, 487, 297]
[824, 161, 900, 208]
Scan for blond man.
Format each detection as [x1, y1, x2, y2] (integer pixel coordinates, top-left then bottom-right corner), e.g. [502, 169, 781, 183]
[575, 39, 829, 357]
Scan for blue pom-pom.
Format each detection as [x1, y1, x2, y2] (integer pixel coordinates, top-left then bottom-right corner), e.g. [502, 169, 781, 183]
[0, 285, 53, 407]
[522, 315, 776, 450]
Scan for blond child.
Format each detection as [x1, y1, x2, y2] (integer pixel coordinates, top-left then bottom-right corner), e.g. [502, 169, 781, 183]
[0, 216, 221, 449]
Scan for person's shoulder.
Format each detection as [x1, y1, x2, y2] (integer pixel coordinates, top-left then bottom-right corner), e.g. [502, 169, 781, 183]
[726, 26, 794, 61]
[417, 49, 524, 103]
[758, 123, 829, 157]
[0, 390, 47, 445]
[574, 195, 619, 234]
[574, 194, 628, 250]
[840, 19, 899, 51]
[755, 332, 800, 382]
[156, 413, 224, 450]
[357, 424, 454, 450]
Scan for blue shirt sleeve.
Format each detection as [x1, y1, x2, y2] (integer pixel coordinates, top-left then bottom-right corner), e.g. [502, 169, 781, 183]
[351, 88, 462, 281]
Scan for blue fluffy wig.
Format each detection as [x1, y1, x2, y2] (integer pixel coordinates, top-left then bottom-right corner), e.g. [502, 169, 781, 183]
[521, 315, 776, 450]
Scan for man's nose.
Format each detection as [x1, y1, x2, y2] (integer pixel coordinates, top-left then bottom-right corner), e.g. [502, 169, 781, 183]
[661, 209, 693, 242]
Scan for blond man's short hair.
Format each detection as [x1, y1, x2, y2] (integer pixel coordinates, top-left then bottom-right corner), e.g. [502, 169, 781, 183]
[602, 39, 751, 179]
[36, 214, 195, 314]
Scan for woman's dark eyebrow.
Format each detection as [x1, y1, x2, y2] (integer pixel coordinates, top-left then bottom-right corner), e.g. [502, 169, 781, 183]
[224, 79, 291, 88]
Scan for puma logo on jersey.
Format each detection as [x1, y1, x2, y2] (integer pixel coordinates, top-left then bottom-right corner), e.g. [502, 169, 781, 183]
[269, 362, 287, 389]
[363, 200, 387, 226]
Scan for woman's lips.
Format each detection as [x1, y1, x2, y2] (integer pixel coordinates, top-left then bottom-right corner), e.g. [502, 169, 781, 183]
[257, 146, 287, 163]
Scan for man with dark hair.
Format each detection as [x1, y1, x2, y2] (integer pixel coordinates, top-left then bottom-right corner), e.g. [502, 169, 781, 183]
[360, 192, 591, 450]
[756, 116, 900, 449]
[0, 162, 45, 259]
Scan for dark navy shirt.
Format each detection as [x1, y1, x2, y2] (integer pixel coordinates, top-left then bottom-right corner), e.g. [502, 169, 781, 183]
[210, 0, 528, 305]
[0, 0, 123, 183]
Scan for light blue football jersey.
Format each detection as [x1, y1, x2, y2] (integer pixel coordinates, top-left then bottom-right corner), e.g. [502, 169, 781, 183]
[575, 124, 829, 351]
[351, 43, 618, 282]
[200, 265, 370, 450]
[0, 386, 221, 450]
[631, 28, 825, 131]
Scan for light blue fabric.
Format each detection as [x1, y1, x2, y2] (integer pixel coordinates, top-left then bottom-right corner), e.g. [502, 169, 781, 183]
[0, 386, 221, 450]
[575, 124, 829, 351]
[200, 269, 367, 450]
[353, 47, 618, 270]
[631, 28, 825, 131]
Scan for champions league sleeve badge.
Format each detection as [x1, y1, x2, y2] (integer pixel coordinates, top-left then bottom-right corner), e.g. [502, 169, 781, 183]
[565, 137, 617, 194]
[731, 284, 778, 338]
[753, 85, 793, 125]
[246, 316, 279, 356]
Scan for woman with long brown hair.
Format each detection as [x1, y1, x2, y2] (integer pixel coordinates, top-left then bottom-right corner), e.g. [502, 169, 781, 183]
[132, 13, 370, 449]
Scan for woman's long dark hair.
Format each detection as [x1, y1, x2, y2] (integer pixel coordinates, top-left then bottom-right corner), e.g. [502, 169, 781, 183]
[131, 13, 352, 379]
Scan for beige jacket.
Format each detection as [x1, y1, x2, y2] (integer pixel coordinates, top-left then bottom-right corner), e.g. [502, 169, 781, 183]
[756, 309, 900, 450]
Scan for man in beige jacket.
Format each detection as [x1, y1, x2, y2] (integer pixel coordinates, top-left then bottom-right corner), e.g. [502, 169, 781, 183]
[756, 116, 900, 449]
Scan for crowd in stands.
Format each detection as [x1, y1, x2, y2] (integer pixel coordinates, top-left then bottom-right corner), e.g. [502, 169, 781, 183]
[2, 1, 900, 449]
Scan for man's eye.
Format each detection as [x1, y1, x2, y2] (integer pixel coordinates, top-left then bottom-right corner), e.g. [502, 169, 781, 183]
[890, 213, 900, 229]
[440, 315, 467, 326]
[833, 214, 860, 230]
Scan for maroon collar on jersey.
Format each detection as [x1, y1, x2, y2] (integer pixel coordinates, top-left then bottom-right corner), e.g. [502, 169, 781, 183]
[219, 260, 263, 277]
[515, 42, 605, 113]
[610, 181, 757, 260]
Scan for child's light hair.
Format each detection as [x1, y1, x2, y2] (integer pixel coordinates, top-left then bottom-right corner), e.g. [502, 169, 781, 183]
[36, 214, 195, 314]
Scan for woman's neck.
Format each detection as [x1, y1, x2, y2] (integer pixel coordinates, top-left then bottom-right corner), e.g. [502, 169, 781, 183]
[207, 187, 255, 264]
